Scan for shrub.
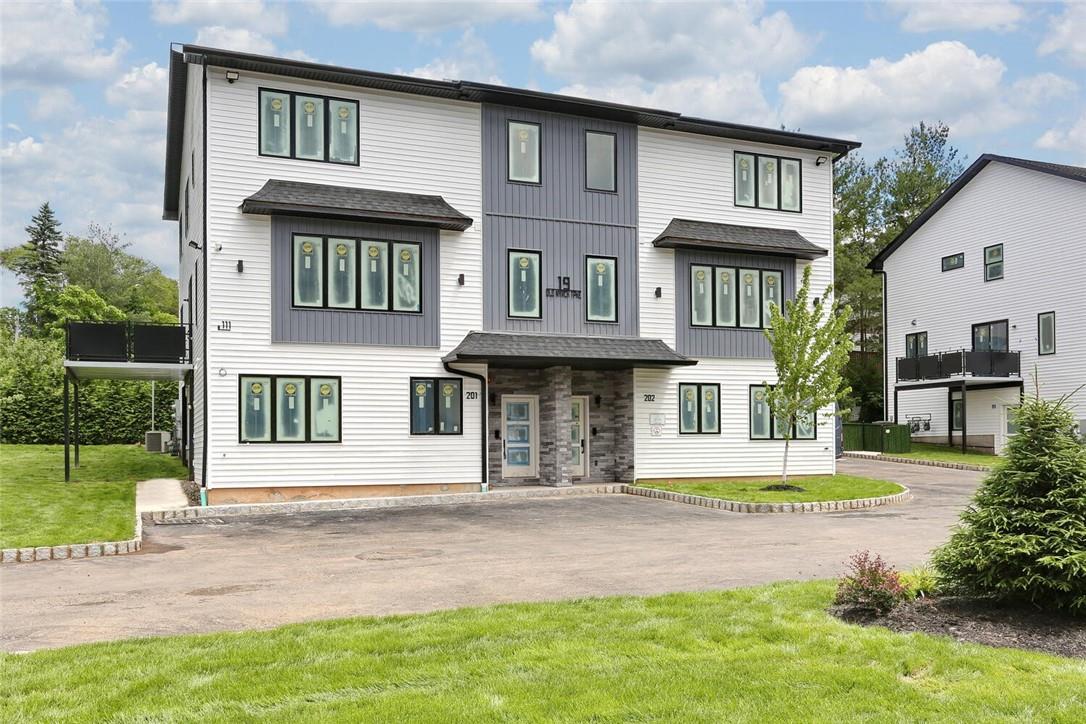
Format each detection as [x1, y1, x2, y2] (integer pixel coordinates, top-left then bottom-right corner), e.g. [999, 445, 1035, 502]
[900, 566, 937, 600]
[834, 550, 907, 615]
[932, 394, 1086, 612]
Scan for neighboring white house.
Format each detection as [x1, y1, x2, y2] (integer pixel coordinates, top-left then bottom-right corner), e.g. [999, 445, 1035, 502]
[869, 154, 1086, 454]
[142, 45, 860, 503]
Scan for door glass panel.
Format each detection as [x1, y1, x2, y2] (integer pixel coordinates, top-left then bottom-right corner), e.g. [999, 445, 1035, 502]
[739, 269, 761, 328]
[392, 243, 420, 312]
[293, 236, 323, 307]
[735, 153, 755, 206]
[991, 321, 1008, 352]
[241, 376, 272, 442]
[680, 384, 698, 433]
[690, 266, 712, 326]
[276, 377, 306, 442]
[918, 333, 928, 357]
[714, 267, 736, 327]
[570, 400, 583, 468]
[1006, 406, 1018, 435]
[758, 157, 778, 209]
[327, 238, 356, 309]
[360, 241, 388, 310]
[974, 325, 990, 351]
[295, 95, 325, 160]
[504, 398, 535, 474]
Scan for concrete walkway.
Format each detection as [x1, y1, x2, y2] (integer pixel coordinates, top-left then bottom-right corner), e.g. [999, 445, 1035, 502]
[135, 479, 188, 512]
[0, 459, 983, 652]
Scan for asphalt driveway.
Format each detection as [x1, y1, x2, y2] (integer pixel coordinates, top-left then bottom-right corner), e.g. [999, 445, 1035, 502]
[0, 458, 982, 652]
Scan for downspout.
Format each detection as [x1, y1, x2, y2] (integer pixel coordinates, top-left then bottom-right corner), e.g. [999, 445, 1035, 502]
[879, 269, 888, 423]
[199, 58, 209, 507]
[443, 361, 488, 492]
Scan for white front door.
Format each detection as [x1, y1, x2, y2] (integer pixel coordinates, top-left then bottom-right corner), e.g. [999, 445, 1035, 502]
[999, 404, 1019, 453]
[502, 395, 538, 478]
[570, 396, 589, 477]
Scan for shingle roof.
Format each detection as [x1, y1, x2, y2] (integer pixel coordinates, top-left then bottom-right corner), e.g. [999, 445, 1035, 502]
[239, 179, 473, 231]
[443, 332, 696, 370]
[651, 218, 827, 259]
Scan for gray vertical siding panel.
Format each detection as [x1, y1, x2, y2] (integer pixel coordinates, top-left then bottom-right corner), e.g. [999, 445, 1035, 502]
[270, 216, 439, 347]
[672, 249, 796, 359]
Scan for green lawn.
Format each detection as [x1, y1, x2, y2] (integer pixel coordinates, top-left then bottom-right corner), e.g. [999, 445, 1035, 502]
[2, 581, 1083, 722]
[0, 444, 188, 549]
[636, 474, 904, 503]
[891, 442, 999, 468]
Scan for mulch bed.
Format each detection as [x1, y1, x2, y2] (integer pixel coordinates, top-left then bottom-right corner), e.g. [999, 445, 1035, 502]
[831, 597, 1086, 659]
[180, 480, 201, 507]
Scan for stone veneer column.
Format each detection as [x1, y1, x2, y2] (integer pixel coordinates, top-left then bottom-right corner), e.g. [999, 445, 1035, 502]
[613, 369, 636, 482]
[542, 366, 573, 487]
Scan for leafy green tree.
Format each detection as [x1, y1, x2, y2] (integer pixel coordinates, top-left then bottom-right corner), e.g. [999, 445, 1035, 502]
[763, 265, 854, 483]
[0, 202, 65, 332]
[933, 392, 1086, 612]
[39, 284, 125, 340]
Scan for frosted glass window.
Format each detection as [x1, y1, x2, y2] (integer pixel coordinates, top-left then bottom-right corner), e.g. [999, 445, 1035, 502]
[762, 270, 783, 325]
[438, 379, 462, 434]
[509, 250, 541, 318]
[795, 411, 815, 440]
[701, 385, 719, 434]
[679, 384, 699, 433]
[952, 399, 963, 430]
[328, 99, 358, 164]
[392, 243, 421, 313]
[327, 239, 357, 309]
[750, 386, 771, 439]
[360, 241, 388, 310]
[585, 131, 616, 191]
[275, 377, 306, 442]
[259, 90, 290, 157]
[586, 256, 616, 322]
[411, 379, 435, 434]
[294, 95, 325, 161]
[1039, 312, 1055, 355]
[293, 236, 323, 307]
[735, 153, 755, 207]
[240, 376, 272, 442]
[714, 267, 736, 327]
[679, 383, 718, 434]
[781, 159, 801, 211]
[739, 269, 761, 328]
[758, 157, 778, 209]
[690, 265, 712, 326]
[508, 121, 540, 183]
[310, 378, 340, 441]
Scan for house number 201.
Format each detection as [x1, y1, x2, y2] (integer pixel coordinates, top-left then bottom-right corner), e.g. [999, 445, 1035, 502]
[465, 391, 479, 400]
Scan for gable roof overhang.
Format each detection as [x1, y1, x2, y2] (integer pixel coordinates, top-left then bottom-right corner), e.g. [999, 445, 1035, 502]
[867, 154, 1086, 271]
[443, 332, 696, 370]
[163, 45, 861, 219]
[162, 49, 190, 221]
[652, 218, 827, 260]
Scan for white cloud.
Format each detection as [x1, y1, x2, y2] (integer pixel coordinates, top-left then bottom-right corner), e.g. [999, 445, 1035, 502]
[29, 89, 80, 121]
[1039, 2, 1086, 67]
[151, 0, 288, 35]
[531, 0, 811, 85]
[312, 0, 541, 32]
[0, 0, 128, 86]
[890, 0, 1023, 33]
[401, 28, 502, 83]
[106, 63, 169, 109]
[194, 26, 278, 55]
[1035, 113, 1086, 162]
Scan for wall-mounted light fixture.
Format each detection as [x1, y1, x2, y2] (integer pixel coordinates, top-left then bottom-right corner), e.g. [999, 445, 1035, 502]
[187, 240, 202, 250]
[236, 260, 244, 273]
[816, 156, 828, 166]
[213, 242, 223, 252]
[654, 287, 662, 298]
[457, 273, 465, 286]
[225, 71, 239, 84]
[594, 394, 602, 407]
[911, 319, 917, 326]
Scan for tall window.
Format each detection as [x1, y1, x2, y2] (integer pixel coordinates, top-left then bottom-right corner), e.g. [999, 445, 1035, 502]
[585, 131, 616, 192]
[240, 375, 341, 443]
[508, 121, 541, 183]
[259, 88, 358, 165]
[750, 385, 815, 440]
[735, 152, 801, 212]
[1038, 311, 1056, 355]
[691, 265, 783, 329]
[678, 383, 720, 434]
[951, 394, 963, 431]
[410, 378, 463, 435]
[508, 249, 541, 319]
[983, 244, 1003, 281]
[972, 320, 1008, 352]
[291, 234, 421, 313]
[905, 332, 928, 359]
[586, 256, 616, 322]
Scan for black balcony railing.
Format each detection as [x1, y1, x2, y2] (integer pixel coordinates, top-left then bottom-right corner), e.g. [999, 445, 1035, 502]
[66, 321, 190, 364]
[896, 349, 1020, 382]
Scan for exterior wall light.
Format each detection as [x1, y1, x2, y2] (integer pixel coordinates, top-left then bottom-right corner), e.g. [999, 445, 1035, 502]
[457, 273, 465, 286]
[816, 156, 828, 166]
[225, 71, 240, 84]
[654, 286, 662, 298]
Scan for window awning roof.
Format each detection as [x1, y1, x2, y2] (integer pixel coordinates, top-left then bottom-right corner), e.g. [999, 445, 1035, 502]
[651, 218, 827, 259]
[443, 332, 696, 370]
[239, 179, 473, 231]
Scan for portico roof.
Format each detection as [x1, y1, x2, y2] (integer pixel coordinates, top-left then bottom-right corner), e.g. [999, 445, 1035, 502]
[651, 218, 827, 259]
[443, 332, 696, 370]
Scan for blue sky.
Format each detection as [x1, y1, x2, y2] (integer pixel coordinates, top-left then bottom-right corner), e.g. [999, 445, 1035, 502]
[2, 1, 1084, 305]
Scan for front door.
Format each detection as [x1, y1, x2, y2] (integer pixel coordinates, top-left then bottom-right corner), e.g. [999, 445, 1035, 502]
[502, 395, 538, 478]
[570, 396, 589, 477]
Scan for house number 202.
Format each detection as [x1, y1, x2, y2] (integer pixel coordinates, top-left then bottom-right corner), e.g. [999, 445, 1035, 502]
[643, 394, 656, 402]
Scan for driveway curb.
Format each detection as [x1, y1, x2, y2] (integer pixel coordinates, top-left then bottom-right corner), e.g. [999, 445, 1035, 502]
[626, 485, 912, 513]
[1, 511, 143, 565]
[842, 451, 992, 472]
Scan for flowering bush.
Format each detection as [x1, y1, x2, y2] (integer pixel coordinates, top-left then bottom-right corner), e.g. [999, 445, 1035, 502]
[834, 550, 907, 615]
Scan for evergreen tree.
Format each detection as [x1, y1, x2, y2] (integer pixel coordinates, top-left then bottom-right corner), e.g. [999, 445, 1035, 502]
[0, 202, 65, 332]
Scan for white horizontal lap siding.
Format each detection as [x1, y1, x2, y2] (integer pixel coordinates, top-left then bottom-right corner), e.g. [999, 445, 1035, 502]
[885, 163, 1086, 436]
[204, 68, 483, 487]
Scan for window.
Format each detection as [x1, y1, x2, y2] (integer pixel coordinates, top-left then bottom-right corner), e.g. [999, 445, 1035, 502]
[984, 244, 1003, 281]
[586, 256, 617, 322]
[905, 332, 928, 359]
[691, 265, 782, 329]
[259, 88, 358, 165]
[239, 375, 341, 443]
[508, 249, 541, 318]
[291, 234, 421, 313]
[508, 121, 540, 183]
[942, 253, 964, 271]
[750, 385, 816, 440]
[972, 320, 1008, 353]
[678, 383, 720, 434]
[951, 393, 963, 431]
[1038, 311, 1056, 355]
[184, 184, 190, 237]
[585, 131, 616, 192]
[734, 152, 801, 212]
[410, 378, 462, 435]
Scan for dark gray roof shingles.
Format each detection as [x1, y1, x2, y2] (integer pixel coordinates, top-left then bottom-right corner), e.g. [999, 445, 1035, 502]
[651, 218, 827, 259]
[443, 332, 695, 368]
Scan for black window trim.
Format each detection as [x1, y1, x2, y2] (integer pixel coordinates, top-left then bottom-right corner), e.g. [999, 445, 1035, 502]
[983, 243, 1003, 282]
[584, 129, 618, 193]
[941, 252, 964, 272]
[257, 87, 360, 166]
[677, 382, 721, 435]
[950, 394, 964, 431]
[584, 254, 619, 324]
[507, 119, 543, 186]
[905, 331, 928, 359]
[507, 247, 543, 320]
[290, 233, 423, 315]
[733, 151, 803, 213]
[238, 374, 342, 444]
[748, 384, 817, 441]
[689, 263, 784, 330]
[1038, 310, 1056, 356]
[409, 376, 465, 436]
[971, 318, 1009, 353]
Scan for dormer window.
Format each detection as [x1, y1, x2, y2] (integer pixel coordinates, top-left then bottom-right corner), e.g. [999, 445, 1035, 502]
[734, 152, 801, 212]
[259, 88, 358, 165]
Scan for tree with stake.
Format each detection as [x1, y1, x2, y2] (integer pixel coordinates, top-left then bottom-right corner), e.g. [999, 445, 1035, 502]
[763, 265, 853, 484]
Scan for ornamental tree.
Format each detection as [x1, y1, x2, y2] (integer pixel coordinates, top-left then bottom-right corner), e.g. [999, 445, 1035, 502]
[763, 264, 853, 484]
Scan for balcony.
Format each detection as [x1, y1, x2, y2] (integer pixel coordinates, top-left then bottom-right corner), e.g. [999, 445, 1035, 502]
[66, 321, 190, 365]
[896, 349, 1020, 383]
